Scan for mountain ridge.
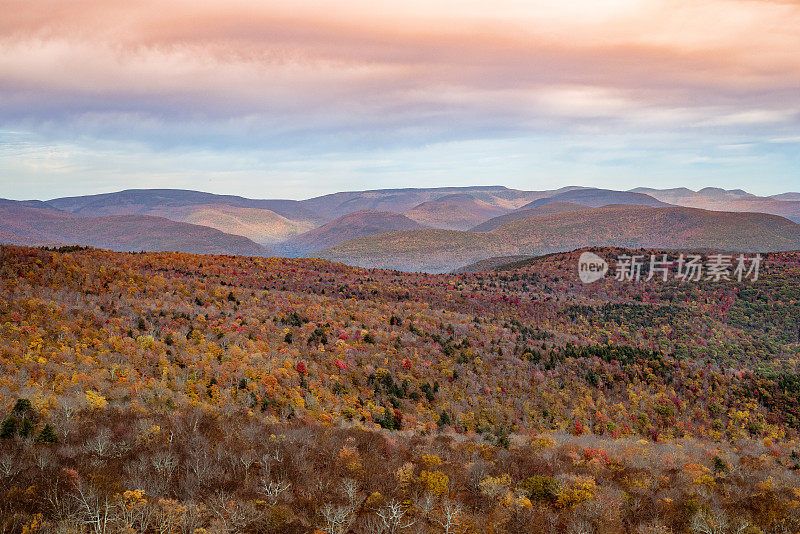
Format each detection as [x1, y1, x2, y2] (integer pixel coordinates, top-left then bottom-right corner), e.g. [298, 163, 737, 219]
[277, 209, 426, 256]
[0, 201, 273, 256]
[315, 205, 800, 272]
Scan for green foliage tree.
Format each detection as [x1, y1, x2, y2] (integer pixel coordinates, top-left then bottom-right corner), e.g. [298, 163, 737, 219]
[35, 423, 58, 444]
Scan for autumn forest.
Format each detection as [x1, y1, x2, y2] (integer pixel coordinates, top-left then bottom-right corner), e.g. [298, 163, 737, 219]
[1, 245, 800, 533]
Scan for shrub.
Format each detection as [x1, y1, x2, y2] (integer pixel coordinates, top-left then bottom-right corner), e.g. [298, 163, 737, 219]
[555, 476, 597, 508]
[712, 455, 729, 473]
[85, 391, 108, 411]
[421, 454, 442, 469]
[419, 470, 449, 496]
[437, 411, 451, 428]
[520, 475, 561, 503]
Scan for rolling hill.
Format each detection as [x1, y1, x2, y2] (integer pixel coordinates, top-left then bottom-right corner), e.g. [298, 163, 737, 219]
[634, 187, 800, 222]
[0, 230, 45, 247]
[314, 228, 507, 273]
[517, 188, 669, 210]
[632, 187, 755, 205]
[403, 194, 511, 230]
[298, 186, 549, 221]
[772, 192, 800, 201]
[47, 189, 325, 226]
[453, 254, 537, 273]
[470, 201, 587, 231]
[156, 204, 315, 245]
[277, 210, 426, 256]
[315, 205, 800, 272]
[493, 205, 800, 252]
[8, 186, 800, 264]
[0, 201, 273, 256]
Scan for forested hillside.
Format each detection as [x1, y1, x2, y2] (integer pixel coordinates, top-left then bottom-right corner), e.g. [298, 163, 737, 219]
[1, 245, 799, 533]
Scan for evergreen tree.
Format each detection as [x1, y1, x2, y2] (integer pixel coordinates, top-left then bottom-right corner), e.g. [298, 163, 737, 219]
[35, 423, 58, 444]
[0, 416, 17, 439]
[19, 418, 34, 439]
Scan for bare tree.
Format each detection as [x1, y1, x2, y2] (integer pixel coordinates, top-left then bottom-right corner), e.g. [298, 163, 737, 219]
[73, 480, 115, 534]
[260, 478, 291, 505]
[261, 447, 284, 479]
[45, 485, 80, 527]
[125, 457, 168, 497]
[152, 450, 179, 479]
[341, 477, 361, 507]
[321, 503, 356, 534]
[186, 449, 215, 486]
[690, 508, 728, 534]
[360, 515, 388, 534]
[239, 448, 256, 481]
[207, 490, 235, 533]
[85, 429, 112, 456]
[0, 454, 21, 478]
[207, 490, 258, 532]
[34, 448, 55, 472]
[415, 493, 436, 518]
[375, 499, 416, 534]
[568, 518, 595, 534]
[179, 502, 205, 534]
[432, 500, 461, 534]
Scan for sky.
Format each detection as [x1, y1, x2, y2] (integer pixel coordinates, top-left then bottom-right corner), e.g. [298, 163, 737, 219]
[1, 0, 799, 200]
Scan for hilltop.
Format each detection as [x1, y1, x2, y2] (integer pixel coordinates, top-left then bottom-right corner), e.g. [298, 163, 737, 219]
[278, 210, 426, 256]
[316, 205, 800, 272]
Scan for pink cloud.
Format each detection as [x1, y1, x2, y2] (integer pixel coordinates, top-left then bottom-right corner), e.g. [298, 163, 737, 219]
[0, 0, 798, 143]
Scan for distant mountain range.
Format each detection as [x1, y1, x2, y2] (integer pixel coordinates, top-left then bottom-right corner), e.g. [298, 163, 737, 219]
[403, 194, 511, 230]
[0, 201, 272, 256]
[314, 205, 800, 272]
[276, 210, 426, 256]
[471, 202, 587, 232]
[518, 189, 670, 210]
[2, 185, 799, 272]
[632, 187, 800, 222]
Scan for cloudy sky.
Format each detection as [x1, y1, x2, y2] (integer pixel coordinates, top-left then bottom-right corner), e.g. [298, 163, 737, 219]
[1, 0, 798, 200]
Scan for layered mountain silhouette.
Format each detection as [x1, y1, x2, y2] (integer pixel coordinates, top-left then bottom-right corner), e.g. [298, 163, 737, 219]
[518, 188, 670, 210]
[0, 201, 272, 256]
[404, 194, 510, 230]
[277, 210, 426, 256]
[3, 185, 800, 271]
[47, 189, 322, 223]
[314, 205, 800, 272]
[633, 187, 800, 223]
[45, 189, 323, 245]
[471, 202, 587, 232]
[297, 185, 542, 221]
[771, 192, 800, 201]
